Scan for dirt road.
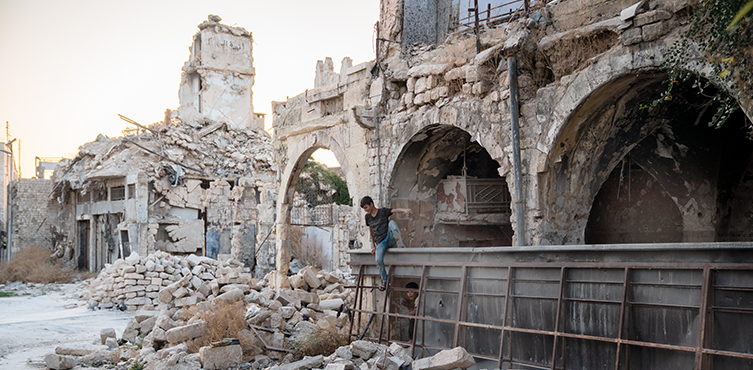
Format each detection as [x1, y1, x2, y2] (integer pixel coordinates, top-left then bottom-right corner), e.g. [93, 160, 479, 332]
[0, 284, 131, 369]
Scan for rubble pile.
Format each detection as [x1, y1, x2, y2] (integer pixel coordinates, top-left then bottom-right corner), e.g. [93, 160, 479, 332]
[87, 251, 257, 310]
[53, 116, 275, 188]
[79, 252, 360, 368]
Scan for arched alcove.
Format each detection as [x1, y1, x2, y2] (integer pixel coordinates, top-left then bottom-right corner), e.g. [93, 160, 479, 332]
[389, 124, 513, 247]
[544, 72, 753, 244]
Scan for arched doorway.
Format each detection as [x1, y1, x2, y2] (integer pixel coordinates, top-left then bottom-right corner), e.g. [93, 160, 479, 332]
[389, 125, 513, 247]
[285, 148, 354, 272]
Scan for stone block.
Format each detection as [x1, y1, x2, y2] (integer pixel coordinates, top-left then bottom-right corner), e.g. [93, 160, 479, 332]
[642, 21, 670, 42]
[159, 288, 175, 304]
[326, 360, 355, 370]
[217, 288, 244, 304]
[44, 353, 77, 370]
[319, 298, 344, 311]
[140, 316, 157, 335]
[635, 9, 672, 27]
[100, 328, 116, 345]
[105, 337, 119, 349]
[472, 81, 490, 95]
[269, 354, 324, 370]
[300, 267, 321, 289]
[622, 27, 642, 45]
[166, 320, 207, 344]
[414, 77, 428, 94]
[289, 275, 308, 290]
[80, 349, 120, 366]
[335, 346, 353, 360]
[351, 340, 378, 359]
[122, 320, 140, 343]
[125, 297, 151, 306]
[199, 344, 242, 370]
[124, 273, 144, 280]
[412, 347, 475, 370]
[172, 287, 188, 298]
[55, 347, 96, 356]
[174, 296, 198, 307]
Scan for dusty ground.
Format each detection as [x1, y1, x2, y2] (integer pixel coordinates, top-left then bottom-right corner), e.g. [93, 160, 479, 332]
[0, 283, 131, 369]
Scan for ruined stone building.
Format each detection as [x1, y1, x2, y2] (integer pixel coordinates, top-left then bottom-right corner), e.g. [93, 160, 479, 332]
[271, 0, 753, 368]
[273, 0, 753, 270]
[49, 16, 277, 274]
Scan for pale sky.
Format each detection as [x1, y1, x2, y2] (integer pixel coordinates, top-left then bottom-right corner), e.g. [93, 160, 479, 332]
[0, 0, 378, 177]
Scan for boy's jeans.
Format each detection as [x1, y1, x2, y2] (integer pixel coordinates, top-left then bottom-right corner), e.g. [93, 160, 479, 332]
[375, 220, 401, 284]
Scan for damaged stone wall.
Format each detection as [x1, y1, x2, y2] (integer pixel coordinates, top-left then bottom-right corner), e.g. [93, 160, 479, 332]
[10, 178, 52, 253]
[178, 15, 263, 131]
[272, 0, 753, 261]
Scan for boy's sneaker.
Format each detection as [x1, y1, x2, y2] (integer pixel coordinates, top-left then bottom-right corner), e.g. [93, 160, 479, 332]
[393, 229, 406, 248]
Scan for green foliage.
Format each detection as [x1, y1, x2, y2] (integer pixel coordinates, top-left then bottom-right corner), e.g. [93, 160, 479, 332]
[129, 361, 144, 370]
[0, 291, 17, 297]
[652, 0, 752, 128]
[295, 158, 352, 206]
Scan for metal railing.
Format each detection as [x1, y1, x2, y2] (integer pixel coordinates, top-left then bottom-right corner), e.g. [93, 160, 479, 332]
[349, 259, 753, 369]
[451, 0, 531, 32]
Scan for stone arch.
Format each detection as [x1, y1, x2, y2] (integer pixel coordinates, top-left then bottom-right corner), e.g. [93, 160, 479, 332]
[539, 69, 753, 245]
[387, 124, 514, 248]
[276, 130, 352, 273]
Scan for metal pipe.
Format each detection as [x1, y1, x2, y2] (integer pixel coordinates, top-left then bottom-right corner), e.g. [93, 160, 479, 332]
[508, 57, 525, 246]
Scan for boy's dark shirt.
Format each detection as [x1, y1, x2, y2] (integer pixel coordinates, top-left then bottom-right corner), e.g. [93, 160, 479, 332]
[365, 208, 393, 243]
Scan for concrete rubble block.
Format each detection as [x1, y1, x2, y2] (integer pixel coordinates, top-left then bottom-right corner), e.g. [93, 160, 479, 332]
[80, 349, 120, 366]
[122, 319, 140, 343]
[140, 316, 158, 335]
[152, 327, 168, 342]
[411, 347, 475, 370]
[217, 288, 244, 304]
[267, 300, 284, 311]
[175, 296, 199, 307]
[220, 283, 250, 294]
[300, 267, 321, 289]
[325, 359, 356, 370]
[292, 321, 319, 342]
[351, 340, 379, 360]
[173, 287, 189, 298]
[105, 337, 119, 349]
[270, 354, 324, 370]
[125, 252, 140, 266]
[388, 342, 412, 365]
[319, 298, 344, 311]
[190, 276, 203, 290]
[372, 354, 401, 370]
[135, 310, 158, 323]
[279, 289, 319, 305]
[289, 275, 308, 290]
[335, 346, 353, 360]
[199, 344, 242, 370]
[44, 353, 77, 370]
[166, 320, 207, 344]
[279, 306, 296, 320]
[159, 287, 176, 304]
[55, 347, 95, 356]
[100, 327, 117, 344]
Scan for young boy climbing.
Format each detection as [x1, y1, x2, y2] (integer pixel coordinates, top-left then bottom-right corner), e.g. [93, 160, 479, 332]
[360, 196, 413, 290]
